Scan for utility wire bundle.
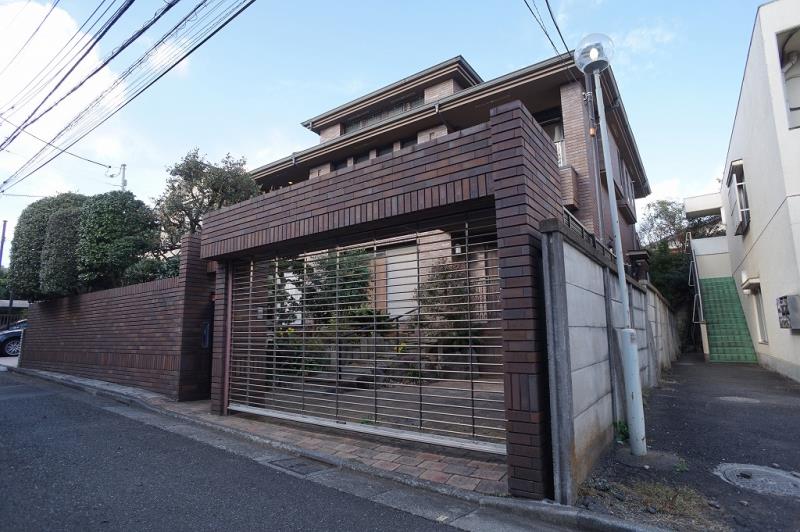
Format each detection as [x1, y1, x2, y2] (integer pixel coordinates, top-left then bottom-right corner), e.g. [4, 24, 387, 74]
[0, 0, 256, 195]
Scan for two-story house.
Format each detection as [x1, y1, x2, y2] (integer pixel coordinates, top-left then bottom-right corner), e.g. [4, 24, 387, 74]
[200, 53, 650, 499]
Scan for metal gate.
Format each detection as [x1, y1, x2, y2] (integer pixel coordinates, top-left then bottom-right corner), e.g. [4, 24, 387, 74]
[227, 215, 505, 450]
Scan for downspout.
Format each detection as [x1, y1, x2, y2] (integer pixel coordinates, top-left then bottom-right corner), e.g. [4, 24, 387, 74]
[434, 102, 452, 132]
[584, 72, 605, 240]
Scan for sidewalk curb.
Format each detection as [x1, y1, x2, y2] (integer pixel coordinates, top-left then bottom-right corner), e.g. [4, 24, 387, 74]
[7, 366, 662, 532]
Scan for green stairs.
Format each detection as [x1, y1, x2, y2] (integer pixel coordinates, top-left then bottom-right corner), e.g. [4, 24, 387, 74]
[699, 277, 758, 363]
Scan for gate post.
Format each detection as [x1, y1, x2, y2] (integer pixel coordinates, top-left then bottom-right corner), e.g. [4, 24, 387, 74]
[489, 100, 563, 499]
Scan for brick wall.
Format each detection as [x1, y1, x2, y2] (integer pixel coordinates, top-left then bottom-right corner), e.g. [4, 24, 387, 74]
[560, 82, 597, 233]
[202, 100, 563, 499]
[417, 124, 449, 144]
[20, 234, 215, 400]
[201, 123, 494, 259]
[423, 78, 461, 103]
[319, 123, 342, 143]
[489, 100, 562, 498]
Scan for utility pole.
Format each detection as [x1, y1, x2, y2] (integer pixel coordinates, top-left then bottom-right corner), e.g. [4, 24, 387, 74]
[0, 219, 6, 269]
[120, 163, 127, 191]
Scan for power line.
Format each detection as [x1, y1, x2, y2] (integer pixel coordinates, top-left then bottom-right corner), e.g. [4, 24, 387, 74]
[544, 0, 572, 55]
[521, 0, 559, 55]
[0, 193, 47, 198]
[0, 0, 257, 194]
[0, 0, 222, 189]
[1, 0, 33, 34]
[0, 0, 117, 115]
[2, 0, 182, 149]
[520, 0, 579, 84]
[0, 0, 137, 152]
[4, 0, 246, 190]
[0, 0, 62, 79]
[0, 115, 111, 169]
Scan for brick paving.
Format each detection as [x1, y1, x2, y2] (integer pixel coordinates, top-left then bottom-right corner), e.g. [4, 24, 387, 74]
[155, 399, 508, 496]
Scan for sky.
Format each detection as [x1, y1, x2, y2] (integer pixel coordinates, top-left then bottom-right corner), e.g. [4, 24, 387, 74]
[0, 0, 765, 267]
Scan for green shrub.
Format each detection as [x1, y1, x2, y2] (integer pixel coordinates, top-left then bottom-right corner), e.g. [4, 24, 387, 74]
[39, 207, 83, 297]
[8, 193, 86, 300]
[77, 190, 159, 290]
[122, 256, 180, 285]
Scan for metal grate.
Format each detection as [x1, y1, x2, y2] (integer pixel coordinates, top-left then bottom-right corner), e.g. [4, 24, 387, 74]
[227, 216, 505, 449]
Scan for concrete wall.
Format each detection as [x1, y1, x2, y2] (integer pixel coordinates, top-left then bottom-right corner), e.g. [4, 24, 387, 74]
[561, 241, 613, 488]
[692, 236, 731, 279]
[542, 221, 680, 504]
[20, 234, 215, 400]
[722, 0, 800, 381]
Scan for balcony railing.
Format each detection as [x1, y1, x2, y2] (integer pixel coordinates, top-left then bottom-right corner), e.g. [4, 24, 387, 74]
[562, 207, 615, 262]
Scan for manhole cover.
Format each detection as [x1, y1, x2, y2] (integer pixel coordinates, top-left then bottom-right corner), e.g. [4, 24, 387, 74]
[271, 457, 329, 476]
[717, 396, 761, 404]
[715, 463, 800, 498]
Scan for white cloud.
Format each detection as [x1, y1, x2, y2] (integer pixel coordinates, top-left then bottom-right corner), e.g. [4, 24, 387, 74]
[249, 127, 312, 169]
[610, 25, 676, 73]
[615, 26, 675, 54]
[636, 171, 720, 216]
[148, 38, 190, 78]
[0, 2, 131, 266]
[556, 0, 604, 27]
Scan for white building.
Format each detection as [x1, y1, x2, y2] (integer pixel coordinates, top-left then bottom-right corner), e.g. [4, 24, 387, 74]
[685, 0, 800, 380]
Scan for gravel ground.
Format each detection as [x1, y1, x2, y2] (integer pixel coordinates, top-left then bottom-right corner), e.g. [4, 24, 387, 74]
[579, 353, 800, 531]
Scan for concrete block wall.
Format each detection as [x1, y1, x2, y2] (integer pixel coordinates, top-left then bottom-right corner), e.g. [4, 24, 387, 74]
[541, 220, 680, 504]
[562, 242, 613, 487]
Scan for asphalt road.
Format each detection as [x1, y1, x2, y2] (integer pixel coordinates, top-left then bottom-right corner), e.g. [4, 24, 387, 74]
[646, 354, 800, 530]
[0, 373, 451, 532]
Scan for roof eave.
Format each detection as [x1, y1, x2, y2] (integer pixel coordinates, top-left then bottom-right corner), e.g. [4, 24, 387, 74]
[251, 55, 576, 185]
[300, 56, 483, 132]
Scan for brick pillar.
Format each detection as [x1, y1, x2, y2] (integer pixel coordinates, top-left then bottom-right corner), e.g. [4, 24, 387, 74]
[210, 260, 229, 414]
[176, 232, 215, 400]
[560, 81, 597, 233]
[490, 100, 563, 499]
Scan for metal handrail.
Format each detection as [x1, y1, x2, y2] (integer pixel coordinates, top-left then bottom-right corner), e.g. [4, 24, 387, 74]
[685, 232, 704, 324]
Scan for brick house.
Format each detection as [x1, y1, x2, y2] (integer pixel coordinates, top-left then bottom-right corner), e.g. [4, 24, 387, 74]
[199, 54, 650, 499]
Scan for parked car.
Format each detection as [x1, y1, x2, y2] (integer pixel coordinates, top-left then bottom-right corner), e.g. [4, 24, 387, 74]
[1, 320, 27, 357]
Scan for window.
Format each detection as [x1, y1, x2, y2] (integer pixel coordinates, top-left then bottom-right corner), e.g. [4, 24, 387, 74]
[331, 158, 349, 171]
[754, 287, 769, 343]
[542, 121, 565, 166]
[376, 144, 394, 157]
[777, 26, 800, 129]
[342, 93, 425, 134]
[353, 151, 370, 165]
[727, 160, 750, 235]
[400, 136, 417, 149]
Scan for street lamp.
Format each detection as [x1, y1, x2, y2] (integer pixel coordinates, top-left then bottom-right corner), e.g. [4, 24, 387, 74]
[575, 33, 647, 456]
